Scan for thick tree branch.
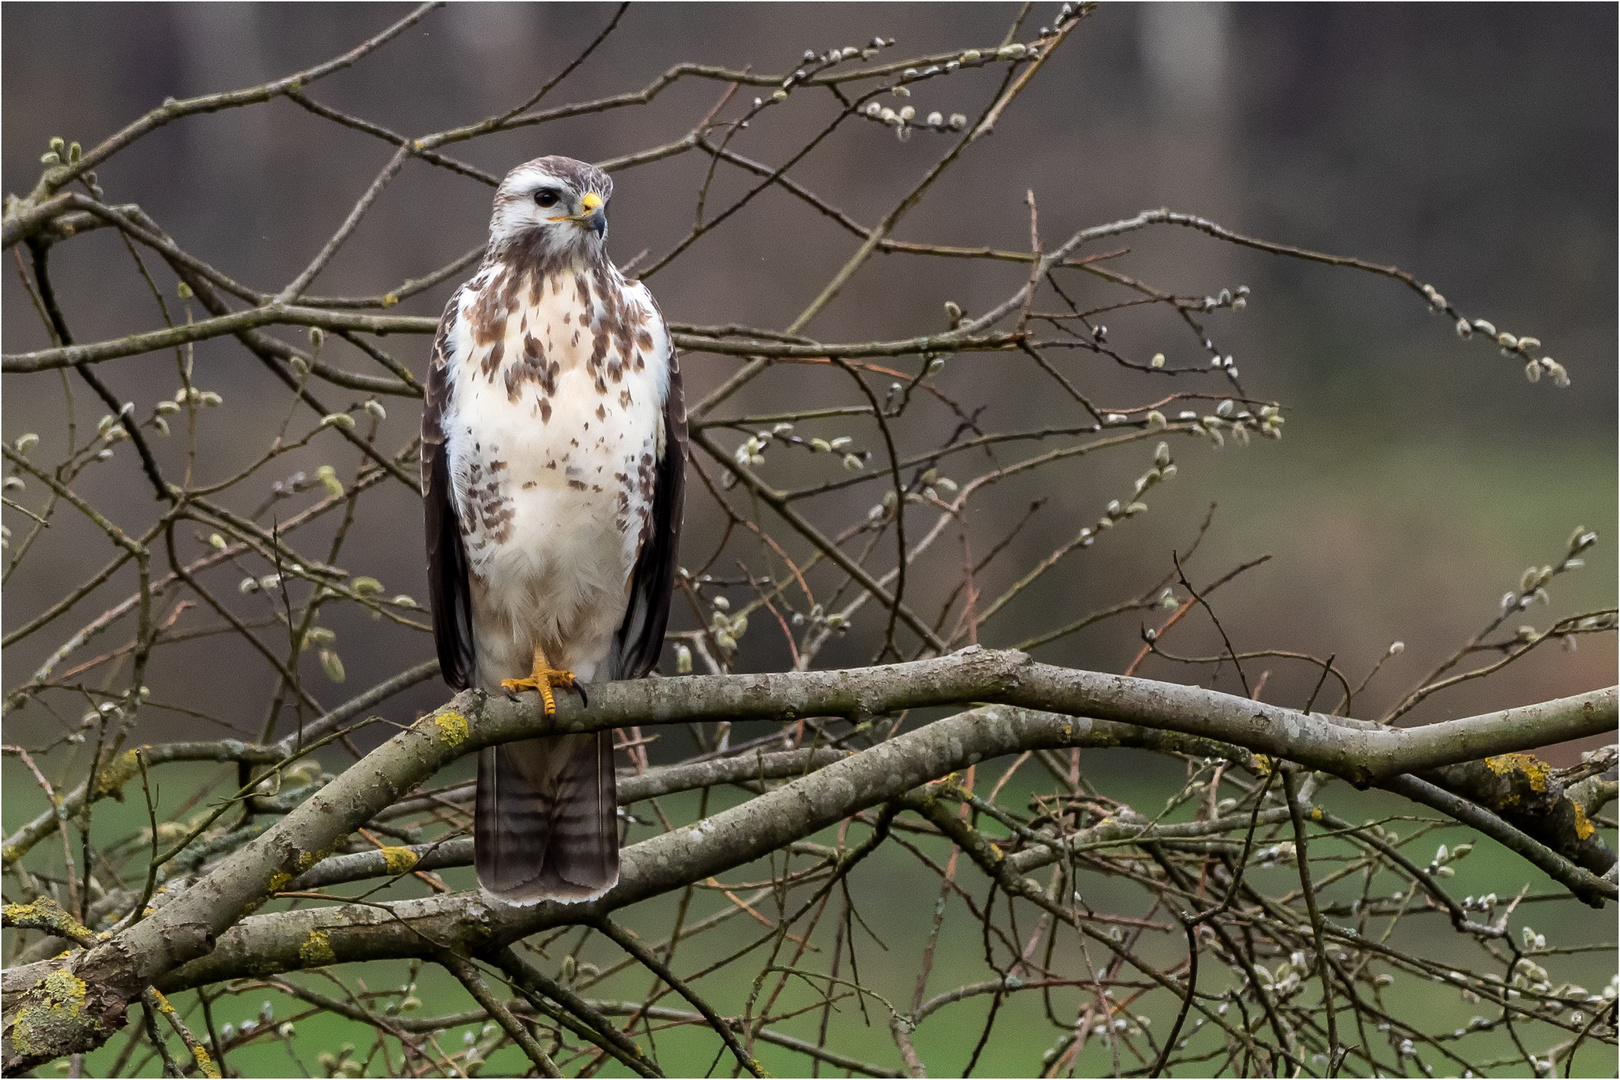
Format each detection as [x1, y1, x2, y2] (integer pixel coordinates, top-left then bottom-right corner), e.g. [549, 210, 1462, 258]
[2, 652, 1599, 1072]
[139, 663, 1607, 984]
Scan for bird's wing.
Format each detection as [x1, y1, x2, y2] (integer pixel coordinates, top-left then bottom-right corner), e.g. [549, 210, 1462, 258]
[610, 317, 686, 682]
[422, 288, 476, 690]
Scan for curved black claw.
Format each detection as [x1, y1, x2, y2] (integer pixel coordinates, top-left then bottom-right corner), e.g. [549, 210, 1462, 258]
[571, 679, 590, 710]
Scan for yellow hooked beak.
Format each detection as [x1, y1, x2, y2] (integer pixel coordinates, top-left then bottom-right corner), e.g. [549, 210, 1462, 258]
[550, 191, 606, 238]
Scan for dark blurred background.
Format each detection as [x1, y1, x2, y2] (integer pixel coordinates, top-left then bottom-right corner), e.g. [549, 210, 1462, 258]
[4, 2, 1615, 754]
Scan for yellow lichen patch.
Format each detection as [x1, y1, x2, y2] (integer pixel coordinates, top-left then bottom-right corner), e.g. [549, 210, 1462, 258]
[299, 929, 336, 966]
[4, 897, 52, 921]
[267, 871, 292, 894]
[1484, 753, 1553, 803]
[1572, 801, 1596, 841]
[294, 839, 342, 875]
[434, 709, 469, 747]
[148, 988, 176, 1015]
[192, 1043, 222, 1079]
[9, 968, 90, 1057]
[93, 748, 145, 798]
[380, 846, 419, 875]
[39, 969, 85, 1009]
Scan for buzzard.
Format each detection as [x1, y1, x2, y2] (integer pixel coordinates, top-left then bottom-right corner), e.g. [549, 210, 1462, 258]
[422, 156, 685, 904]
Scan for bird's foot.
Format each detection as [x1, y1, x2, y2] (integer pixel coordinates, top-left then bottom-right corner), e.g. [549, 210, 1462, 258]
[500, 649, 577, 716]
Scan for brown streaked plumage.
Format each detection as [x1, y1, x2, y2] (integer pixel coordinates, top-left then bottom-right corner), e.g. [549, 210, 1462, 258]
[422, 156, 684, 904]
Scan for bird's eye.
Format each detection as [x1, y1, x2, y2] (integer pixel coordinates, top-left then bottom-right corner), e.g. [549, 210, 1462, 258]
[534, 190, 562, 209]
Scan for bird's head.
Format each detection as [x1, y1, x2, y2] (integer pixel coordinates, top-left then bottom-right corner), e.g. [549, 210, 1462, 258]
[487, 156, 613, 262]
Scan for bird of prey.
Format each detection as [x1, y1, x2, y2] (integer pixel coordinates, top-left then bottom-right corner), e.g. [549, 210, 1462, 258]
[421, 156, 685, 904]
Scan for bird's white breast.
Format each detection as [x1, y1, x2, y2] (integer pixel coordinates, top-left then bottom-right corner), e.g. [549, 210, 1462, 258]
[439, 260, 670, 684]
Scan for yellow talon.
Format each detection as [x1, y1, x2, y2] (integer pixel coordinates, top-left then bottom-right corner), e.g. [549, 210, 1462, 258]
[500, 647, 576, 716]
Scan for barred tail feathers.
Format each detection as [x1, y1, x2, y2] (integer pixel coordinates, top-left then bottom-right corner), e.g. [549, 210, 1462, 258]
[474, 730, 618, 904]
